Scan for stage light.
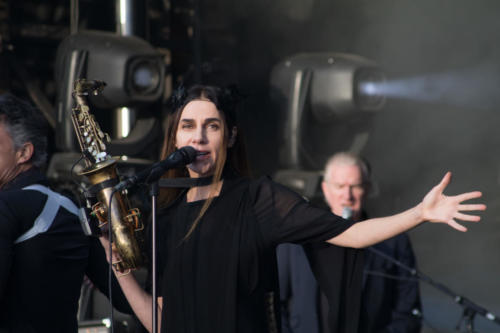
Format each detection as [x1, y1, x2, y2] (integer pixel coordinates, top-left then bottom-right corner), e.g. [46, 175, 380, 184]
[270, 52, 386, 170]
[129, 58, 162, 95]
[53, 30, 166, 153]
[55, 30, 165, 109]
[354, 67, 386, 110]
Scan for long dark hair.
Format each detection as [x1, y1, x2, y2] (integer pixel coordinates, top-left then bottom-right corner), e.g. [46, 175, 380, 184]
[159, 85, 250, 238]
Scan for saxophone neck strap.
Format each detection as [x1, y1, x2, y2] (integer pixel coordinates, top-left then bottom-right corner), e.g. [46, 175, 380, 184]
[158, 176, 214, 188]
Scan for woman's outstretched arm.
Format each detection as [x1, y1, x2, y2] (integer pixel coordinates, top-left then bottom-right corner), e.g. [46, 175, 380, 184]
[328, 172, 486, 248]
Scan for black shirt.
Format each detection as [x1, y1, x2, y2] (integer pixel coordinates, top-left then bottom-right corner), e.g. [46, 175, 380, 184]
[154, 176, 354, 333]
[0, 168, 130, 332]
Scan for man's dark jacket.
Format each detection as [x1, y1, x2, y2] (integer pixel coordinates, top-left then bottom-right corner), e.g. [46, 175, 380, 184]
[358, 233, 422, 333]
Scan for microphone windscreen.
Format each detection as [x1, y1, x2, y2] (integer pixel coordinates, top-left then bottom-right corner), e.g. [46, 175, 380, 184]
[342, 207, 353, 220]
[181, 146, 197, 164]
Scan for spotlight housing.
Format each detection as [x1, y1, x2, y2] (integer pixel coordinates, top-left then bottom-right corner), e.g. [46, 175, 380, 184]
[54, 30, 166, 152]
[270, 52, 386, 169]
[55, 30, 165, 109]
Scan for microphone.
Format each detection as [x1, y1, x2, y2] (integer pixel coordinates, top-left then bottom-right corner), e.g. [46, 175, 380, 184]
[342, 207, 353, 220]
[114, 146, 197, 191]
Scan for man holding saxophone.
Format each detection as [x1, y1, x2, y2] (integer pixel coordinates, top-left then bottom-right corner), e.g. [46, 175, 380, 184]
[0, 93, 130, 332]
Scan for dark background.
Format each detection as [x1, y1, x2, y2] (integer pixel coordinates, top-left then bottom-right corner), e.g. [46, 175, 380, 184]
[2, 0, 500, 332]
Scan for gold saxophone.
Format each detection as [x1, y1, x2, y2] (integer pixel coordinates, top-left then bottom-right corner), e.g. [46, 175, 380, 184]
[71, 78, 144, 272]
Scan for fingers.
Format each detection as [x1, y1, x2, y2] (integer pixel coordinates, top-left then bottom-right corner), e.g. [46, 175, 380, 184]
[99, 236, 110, 247]
[454, 191, 483, 203]
[435, 171, 452, 193]
[458, 203, 487, 211]
[427, 172, 485, 233]
[455, 212, 481, 222]
[448, 219, 468, 232]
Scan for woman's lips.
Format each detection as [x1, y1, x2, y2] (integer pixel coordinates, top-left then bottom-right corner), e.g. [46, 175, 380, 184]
[195, 151, 210, 160]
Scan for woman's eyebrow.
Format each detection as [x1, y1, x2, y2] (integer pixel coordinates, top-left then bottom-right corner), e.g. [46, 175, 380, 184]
[179, 118, 221, 123]
[204, 117, 222, 123]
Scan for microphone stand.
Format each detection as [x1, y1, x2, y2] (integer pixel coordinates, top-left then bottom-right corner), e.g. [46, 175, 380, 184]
[147, 175, 212, 333]
[150, 181, 159, 333]
[367, 247, 500, 333]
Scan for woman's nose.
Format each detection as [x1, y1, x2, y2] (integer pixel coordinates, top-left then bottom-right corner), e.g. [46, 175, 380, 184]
[191, 128, 206, 143]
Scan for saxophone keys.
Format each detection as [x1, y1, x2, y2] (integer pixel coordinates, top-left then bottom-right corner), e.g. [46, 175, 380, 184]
[96, 152, 107, 161]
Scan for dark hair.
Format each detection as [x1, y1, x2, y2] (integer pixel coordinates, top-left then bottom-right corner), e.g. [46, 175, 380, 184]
[159, 85, 249, 237]
[168, 84, 242, 132]
[0, 93, 49, 168]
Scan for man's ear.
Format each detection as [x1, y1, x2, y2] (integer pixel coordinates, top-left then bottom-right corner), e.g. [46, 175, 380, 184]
[16, 142, 34, 165]
[321, 181, 328, 196]
[228, 126, 237, 148]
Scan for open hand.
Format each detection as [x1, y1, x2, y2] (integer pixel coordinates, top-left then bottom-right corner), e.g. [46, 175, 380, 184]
[421, 172, 486, 231]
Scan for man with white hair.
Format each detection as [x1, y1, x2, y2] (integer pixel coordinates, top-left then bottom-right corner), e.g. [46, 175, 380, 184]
[322, 152, 422, 333]
[278, 151, 422, 333]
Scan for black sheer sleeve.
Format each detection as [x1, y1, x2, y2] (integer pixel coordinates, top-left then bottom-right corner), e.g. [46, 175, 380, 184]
[250, 177, 356, 247]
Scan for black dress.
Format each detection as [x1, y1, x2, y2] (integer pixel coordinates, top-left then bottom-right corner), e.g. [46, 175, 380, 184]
[155, 175, 355, 333]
